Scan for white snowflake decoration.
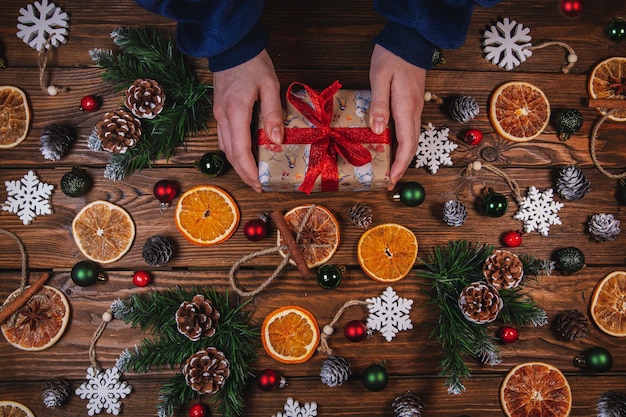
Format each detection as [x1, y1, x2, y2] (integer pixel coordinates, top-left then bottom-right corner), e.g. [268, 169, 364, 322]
[483, 17, 532, 70]
[415, 123, 457, 174]
[75, 366, 131, 416]
[366, 286, 413, 342]
[17, 0, 69, 52]
[272, 397, 317, 417]
[2, 170, 53, 225]
[513, 186, 564, 236]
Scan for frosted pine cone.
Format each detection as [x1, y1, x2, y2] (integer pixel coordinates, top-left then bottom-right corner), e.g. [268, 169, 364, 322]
[556, 165, 590, 201]
[124, 78, 166, 119]
[40, 124, 74, 160]
[142, 235, 174, 266]
[392, 391, 425, 417]
[41, 379, 71, 408]
[183, 348, 230, 394]
[176, 294, 221, 341]
[598, 391, 626, 417]
[348, 202, 373, 229]
[442, 199, 467, 227]
[447, 96, 479, 123]
[483, 250, 524, 290]
[320, 355, 351, 387]
[588, 213, 621, 242]
[97, 109, 142, 153]
[555, 309, 589, 341]
[458, 282, 503, 324]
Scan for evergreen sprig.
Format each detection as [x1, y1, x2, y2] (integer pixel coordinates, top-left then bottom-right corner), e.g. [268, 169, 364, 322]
[418, 240, 548, 395]
[113, 286, 258, 417]
[89, 27, 212, 178]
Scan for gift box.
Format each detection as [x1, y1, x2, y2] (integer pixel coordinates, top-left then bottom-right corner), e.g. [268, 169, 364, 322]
[257, 81, 391, 193]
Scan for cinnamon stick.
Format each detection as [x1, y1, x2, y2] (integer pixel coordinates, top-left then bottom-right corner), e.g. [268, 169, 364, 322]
[587, 98, 626, 109]
[0, 273, 50, 325]
[270, 211, 311, 278]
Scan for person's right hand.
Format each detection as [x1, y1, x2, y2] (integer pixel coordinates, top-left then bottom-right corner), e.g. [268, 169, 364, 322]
[212, 50, 283, 192]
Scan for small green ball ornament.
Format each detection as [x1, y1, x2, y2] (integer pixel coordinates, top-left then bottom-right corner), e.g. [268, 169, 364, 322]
[574, 347, 613, 373]
[317, 264, 345, 289]
[362, 363, 388, 391]
[71, 260, 106, 287]
[556, 108, 583, 141]
[554, 247, 585, 274]
[60, 167, 92, 197]
[198, 152, 226, 177]
[607, 18, 626, 41]
[392, 182, 426, 207]
[616, 180, 626, 205]
[482, 188, 508, 217]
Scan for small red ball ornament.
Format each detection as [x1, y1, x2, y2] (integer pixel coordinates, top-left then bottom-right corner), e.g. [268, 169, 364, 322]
[243, 213, 269, 241]
[189, 403, 210, 417]
[153, 180, 178, 212]
[502, 230, 523, 248]
[256, 368, 286, 391]
[344, 320, 368, 342]
[499, 326, 519, 343]
[463, 128, 483, 146]
[560, 0, 583, 17]
[80, 95, 101, 112]
[132, 270, 152, 287]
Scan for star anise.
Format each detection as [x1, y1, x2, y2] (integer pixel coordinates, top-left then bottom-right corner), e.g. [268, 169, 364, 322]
[15, 295, 51, 331]
[608, 75, 626, 97]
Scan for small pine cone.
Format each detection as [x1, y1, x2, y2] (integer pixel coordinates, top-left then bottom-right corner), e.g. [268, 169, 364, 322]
[598, 391, 626, 417]
[555, 309, 589, 341]
[348, 202, 373, 229]
[458, 282, 503, 324]
[182, 347, 230, 394]
[176, 294, 221, 340]
[556, 165, 590, 201]
[142, 235, 173, 266]
[40, 124, 74, 160]
[97, 109, 142, 153]
[588, 213, 621, 242]
[447, 96, 479, 123]
[41, 379, 71, 408]
[442, 199, 467, 227]
[320, 355, 351, 387]
[392, 391, 425, 417]
[124, 78, 166, 119]
[483, 250, 524, 290]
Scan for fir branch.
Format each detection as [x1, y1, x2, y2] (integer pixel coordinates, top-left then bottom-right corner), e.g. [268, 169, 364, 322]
[499, 287, 548, 327]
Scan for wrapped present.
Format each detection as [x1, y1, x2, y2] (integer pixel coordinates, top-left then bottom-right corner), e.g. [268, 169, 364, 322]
[257, 81, 391, 193]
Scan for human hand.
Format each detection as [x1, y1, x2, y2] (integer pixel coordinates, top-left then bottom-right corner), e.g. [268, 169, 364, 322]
[369, 44, 427, 191]
[212, 50, 283, 192]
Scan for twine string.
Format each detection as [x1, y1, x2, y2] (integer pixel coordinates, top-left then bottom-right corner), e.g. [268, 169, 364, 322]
[317, 299, 370, 356]
[590, 109, 626, 180]
[38, 39, 52, 93]
[464, 161, 523, 203]
[89, 309, 113, 369]
[528, 40, 577, 74]
[0, 229, 29, 315]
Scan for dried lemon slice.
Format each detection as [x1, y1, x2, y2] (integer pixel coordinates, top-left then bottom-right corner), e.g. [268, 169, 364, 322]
[0, 86, 30, 148]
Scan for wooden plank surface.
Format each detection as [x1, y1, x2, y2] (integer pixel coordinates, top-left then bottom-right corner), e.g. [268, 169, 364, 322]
[1, 0, 625, 416]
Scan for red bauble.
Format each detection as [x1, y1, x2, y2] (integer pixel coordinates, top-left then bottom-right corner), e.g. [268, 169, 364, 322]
[560, 0, 583, 17]
[463, 128, 483, 146]
[80, 95, 101, 112]
[256, 368, 285, 391]
[189, 403, 210, 417]
[243, 214, 269, 242]
[132, 270, 152, 287]
[502, 230, 523, 248]
[344, 320, 368, 342]
[153, 180, 178, 211]
[499, 326, 519, 343]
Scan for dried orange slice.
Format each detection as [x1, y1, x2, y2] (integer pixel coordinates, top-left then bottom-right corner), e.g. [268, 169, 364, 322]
[357, 223, 417, 282]
[1, 285, 70, 351]
[590, 270, 626, 337]
[175, 185, 240, 245]
[0, 86, 30, 148]
[489, 81, 550, 142]
[277, 205, 339, 268]
[261, 305, 320, 364]
[0, 401, 35, 417]
[72, 200, 135, 263]
[588, 57, 626, 121]
[500, 362, 572, 417]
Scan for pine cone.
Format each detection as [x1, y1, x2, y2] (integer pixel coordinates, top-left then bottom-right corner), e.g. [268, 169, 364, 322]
[41, 379, 71, 408]
[483, 250, 524, 290]
[392, 391, 425, 417]
[555, 309, 589, 340]
[182, 347, 230, 394]
[96, 109, 142, 153]
[124, 78, 166, 119]
[556, 165, 590, 201]
[442, 199, 467, 227]
[447, 96, 479, 123]
[176, 294, 220, 341]
[348, 202, 373, 229]
[320, 355, 351, 387]
[588, 213, 621, 242]
[598, 391, 626, 417]
[458, 282, 503, 324]
[142, 235, 174, 266]
[40, 124, 74, 160]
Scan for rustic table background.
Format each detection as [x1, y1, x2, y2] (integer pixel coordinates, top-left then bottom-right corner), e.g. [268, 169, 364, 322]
[1, 0, 625, 416]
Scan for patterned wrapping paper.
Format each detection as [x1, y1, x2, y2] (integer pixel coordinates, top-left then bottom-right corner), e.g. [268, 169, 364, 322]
[257, 81, 391, 193]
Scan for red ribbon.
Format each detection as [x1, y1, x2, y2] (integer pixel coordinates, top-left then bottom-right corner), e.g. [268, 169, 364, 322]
[258, 81, 390, 193]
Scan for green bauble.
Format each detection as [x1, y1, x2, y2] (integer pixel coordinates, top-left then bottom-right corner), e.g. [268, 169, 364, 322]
[71, 260, 102, 287]
[60, 167, 92, 197]
[607, 18, 626, 41]
[554, 247, 585, 274]
[317, 264, 343, 289]
[198, 152, 226, 177]
[482, 189, 508, 217]
[556, 109, 583, 141]
[393, 182, 426, 207]
[362, 363, 388, 391]
[575, 347, 613, 373]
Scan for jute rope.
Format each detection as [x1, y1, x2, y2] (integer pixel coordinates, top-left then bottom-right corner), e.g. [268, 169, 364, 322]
[89, 309, 114, 369]
[463, 160, 524, 203]
[528, 41, 577, 74]
[590, 109, 626, 180]
[317, 299, 370, 356]
[0, 228, 28, 304]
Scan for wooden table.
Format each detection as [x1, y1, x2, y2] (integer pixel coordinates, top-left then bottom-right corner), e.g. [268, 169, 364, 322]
[1, 0, 625, 416]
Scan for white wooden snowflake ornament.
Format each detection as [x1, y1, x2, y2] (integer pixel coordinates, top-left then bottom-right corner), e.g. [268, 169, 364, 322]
[415, 123, 458, 174]
[2, 170, 53, 225]
[366, 286, 413, 342]
[272, 397, 317, 417]
[483, 17, 533, 70]
[75, 366, 131, 416]
[513, 186, 564, 236]
[17, 0, 69, 51]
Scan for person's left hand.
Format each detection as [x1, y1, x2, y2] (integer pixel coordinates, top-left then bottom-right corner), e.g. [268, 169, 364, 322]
[368, 44, 427, 190]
